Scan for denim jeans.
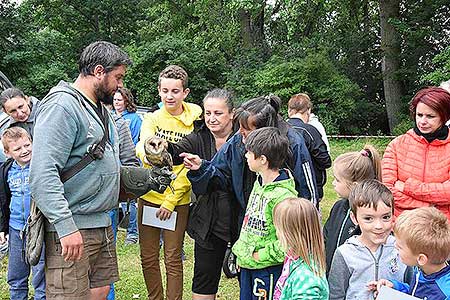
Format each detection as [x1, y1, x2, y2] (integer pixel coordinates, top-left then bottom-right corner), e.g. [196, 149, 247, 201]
[107, 208, 118, 300]
[120, 200, 138, 238]
[239, 265, 282, 300]
[7, 227, 45, 300]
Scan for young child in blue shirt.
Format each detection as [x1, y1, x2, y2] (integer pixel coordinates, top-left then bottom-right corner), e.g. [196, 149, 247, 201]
[370, 207, 450, 300]
[0, 127, 45, 300]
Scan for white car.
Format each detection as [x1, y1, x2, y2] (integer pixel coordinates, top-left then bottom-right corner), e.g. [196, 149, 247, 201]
[0, 71, 13, 162]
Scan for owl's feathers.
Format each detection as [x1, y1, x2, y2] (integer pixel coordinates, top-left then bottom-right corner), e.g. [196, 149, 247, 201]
[144, 136, 173, 170]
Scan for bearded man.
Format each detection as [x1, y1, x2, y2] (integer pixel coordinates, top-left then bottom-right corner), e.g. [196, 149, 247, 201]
[29, 41, 170, 300]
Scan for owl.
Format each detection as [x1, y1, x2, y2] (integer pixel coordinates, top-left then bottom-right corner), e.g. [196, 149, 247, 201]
[144, 136, 173, 170]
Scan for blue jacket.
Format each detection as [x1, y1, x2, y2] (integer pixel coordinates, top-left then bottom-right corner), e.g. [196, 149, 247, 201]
[393, 265, 450, 300]
[119, 110, 142, 145]
[188, 124, 318, 219]
[287, 117, 331, 199]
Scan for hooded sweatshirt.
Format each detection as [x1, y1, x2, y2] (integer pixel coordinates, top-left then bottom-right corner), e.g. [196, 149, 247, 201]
[328, 235, 408, 300]
[232, 170, 297, 269]
[136, 102, 202, 211]
[30, 81, 121, 238]
[392, 264, 450, 300]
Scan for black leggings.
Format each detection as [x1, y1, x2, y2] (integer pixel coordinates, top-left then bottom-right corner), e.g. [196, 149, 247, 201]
[192, 235, 229, 294]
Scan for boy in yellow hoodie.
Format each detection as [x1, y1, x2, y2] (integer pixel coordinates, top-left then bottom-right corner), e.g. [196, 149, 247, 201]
[136, 65, 202, 300]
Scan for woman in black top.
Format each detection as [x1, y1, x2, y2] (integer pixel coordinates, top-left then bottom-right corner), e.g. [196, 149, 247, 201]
[168, 88, 237, 300]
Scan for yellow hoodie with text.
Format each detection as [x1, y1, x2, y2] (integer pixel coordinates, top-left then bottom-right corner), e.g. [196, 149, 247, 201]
[136, 102, 202, 211]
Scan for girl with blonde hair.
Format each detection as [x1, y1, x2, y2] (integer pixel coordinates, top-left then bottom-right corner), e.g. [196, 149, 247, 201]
[323, 145, 382, 275]
[273, 197, 329, 300]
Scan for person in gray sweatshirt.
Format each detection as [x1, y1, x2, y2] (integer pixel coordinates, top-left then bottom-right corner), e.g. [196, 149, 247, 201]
[0, 87, 40, 162]
[0, 87, 40, 138]
[328, 180, 410, 300]
[29, 41, 171, 300]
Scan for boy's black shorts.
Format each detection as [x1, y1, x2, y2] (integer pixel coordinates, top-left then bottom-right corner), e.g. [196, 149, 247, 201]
[192, 234, 228, 294]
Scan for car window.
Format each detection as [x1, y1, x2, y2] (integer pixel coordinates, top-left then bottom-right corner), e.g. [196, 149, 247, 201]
[0, 71, 13, 92]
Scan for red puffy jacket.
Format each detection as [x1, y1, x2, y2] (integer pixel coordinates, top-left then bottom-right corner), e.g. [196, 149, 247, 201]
[382, 129, 450, 220]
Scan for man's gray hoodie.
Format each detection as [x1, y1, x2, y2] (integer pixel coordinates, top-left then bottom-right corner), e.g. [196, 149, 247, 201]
[328, 235, 409, 300]
[30, 81, 120, 238]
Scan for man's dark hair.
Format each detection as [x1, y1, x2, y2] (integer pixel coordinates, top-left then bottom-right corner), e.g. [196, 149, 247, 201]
[245, 127, 289, 170]
[78, 41, 132, 76]
[158, 65, 188, 89]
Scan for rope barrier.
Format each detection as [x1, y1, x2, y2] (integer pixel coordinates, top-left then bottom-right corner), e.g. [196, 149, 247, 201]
[328, 135, 396, 139]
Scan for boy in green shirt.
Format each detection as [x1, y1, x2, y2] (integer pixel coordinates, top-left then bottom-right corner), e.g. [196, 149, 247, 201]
[232, 127, 298, 300]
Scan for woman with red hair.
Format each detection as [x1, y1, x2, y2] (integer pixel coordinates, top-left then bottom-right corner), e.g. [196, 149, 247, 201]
[382, 87, 450, 219]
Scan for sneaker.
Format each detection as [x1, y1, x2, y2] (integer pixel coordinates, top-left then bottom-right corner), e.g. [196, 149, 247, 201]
[124, 234, 138, 245]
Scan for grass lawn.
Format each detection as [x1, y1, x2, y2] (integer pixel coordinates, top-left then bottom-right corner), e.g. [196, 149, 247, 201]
[0, 138, 391, 299]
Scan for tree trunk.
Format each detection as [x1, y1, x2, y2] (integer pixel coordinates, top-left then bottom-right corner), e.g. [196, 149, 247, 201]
[239, 3, 266, 51]
[380, 0, 403, 133]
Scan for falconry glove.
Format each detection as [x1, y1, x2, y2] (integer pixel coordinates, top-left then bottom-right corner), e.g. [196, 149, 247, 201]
[120, 166, 176, 200]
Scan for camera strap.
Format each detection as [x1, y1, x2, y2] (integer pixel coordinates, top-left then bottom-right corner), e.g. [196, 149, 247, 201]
[59, 91, 110, 183]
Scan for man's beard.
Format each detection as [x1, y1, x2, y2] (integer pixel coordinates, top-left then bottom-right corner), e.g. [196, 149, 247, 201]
[94, 80, 114, 105]
[101, 93, 114, 105]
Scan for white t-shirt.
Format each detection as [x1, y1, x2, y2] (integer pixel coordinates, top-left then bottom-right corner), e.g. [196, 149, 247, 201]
[309, 113, 330, 153]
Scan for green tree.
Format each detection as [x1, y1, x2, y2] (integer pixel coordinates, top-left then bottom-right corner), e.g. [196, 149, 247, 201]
[3, 28, 74, 97]
[23, 0, 145, 48]
[380, 0, 402, 133]
[0, 1, 25, 77]
[422, 46, 450, 85]
[125, 35, 227, 107]
[2, 0, 449, 135]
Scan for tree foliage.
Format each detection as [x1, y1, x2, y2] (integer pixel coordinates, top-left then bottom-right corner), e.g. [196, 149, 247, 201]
[422, 46, 450, 85]
[1, 0, 448, 134]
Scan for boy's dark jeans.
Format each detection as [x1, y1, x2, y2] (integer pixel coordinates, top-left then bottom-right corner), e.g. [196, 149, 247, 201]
[239, 265, 282, 300]
[7, 227, 46, 300]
